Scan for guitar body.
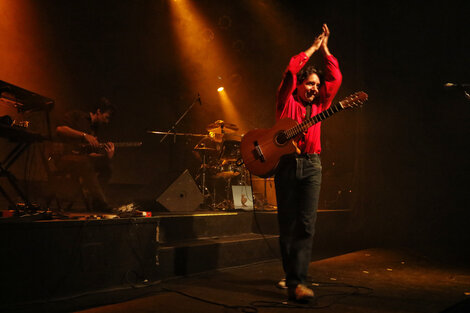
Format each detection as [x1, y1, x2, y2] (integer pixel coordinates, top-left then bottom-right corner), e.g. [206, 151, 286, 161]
[240, 118, 298, 178]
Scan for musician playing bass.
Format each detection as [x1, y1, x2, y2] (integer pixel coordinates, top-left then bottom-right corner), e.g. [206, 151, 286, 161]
[55, 97, 115, 212]
[275, 24, 342, 301]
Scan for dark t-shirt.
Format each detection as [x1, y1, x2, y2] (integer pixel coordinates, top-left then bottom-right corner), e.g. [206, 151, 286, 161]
[60, 110, 96, 136]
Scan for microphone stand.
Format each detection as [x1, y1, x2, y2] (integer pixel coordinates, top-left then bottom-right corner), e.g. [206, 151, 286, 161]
[160, 93, 201, 143]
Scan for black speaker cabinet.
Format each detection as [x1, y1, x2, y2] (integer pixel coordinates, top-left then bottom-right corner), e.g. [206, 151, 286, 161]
[156, 169, 203, 212]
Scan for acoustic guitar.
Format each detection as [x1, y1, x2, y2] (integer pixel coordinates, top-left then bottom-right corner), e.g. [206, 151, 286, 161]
[240, 91, 368, 178]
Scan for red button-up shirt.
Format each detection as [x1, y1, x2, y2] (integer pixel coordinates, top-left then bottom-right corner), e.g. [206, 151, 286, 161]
[276, 52, 342, 154]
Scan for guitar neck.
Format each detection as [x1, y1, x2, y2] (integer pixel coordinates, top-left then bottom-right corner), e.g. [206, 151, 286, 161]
[285, 103, 344, 140]
[78, 141, 142, 154]
[112, 142, 142, 148]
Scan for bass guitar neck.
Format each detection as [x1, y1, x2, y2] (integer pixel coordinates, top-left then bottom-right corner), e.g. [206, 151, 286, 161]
[77, 141, 143, 154]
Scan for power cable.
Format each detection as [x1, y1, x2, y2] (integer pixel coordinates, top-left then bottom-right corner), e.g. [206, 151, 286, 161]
[248, 172, 282, 261]
[162, 286, 258, 313]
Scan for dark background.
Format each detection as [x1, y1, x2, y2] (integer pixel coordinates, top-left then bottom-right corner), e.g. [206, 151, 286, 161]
[1, 0, 468, 258]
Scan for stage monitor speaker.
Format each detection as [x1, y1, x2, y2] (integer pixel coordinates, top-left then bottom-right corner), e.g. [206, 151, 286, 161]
[156, 169, 203, 212]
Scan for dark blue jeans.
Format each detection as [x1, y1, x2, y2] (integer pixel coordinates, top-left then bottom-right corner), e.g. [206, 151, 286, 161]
[274, 154, 322, 287]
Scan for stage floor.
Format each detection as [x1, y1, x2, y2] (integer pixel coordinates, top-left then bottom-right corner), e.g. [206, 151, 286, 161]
[60, 248, 470, 313]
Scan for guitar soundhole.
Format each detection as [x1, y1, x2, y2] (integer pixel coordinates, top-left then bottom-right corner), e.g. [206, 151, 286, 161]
[275, 131, 288, 145]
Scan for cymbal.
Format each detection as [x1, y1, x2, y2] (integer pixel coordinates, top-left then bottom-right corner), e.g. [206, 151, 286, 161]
[213, 171, 240, 178]
[193, 141, 218, 151]
[206, 120, 238, 134]
[194, 146, 217, 151]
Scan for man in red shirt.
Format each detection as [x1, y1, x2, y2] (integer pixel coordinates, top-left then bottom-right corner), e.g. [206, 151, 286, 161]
[275, 24, 342, 301]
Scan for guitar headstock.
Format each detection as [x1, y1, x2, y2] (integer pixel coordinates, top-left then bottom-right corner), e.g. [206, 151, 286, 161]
[339, 91, 368, 109]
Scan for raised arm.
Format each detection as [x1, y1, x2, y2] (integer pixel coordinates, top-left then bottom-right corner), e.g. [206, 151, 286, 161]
[319, 24, 331, 57]
[318, 24, 342, 109]
[277, 32, 325, 111]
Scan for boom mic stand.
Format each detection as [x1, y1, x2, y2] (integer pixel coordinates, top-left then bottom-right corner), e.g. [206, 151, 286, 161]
[149, 93, 211, 202]
[160, 93, 201, 143]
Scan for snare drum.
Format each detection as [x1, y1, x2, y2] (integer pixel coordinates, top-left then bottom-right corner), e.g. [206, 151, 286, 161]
[214, 161, 240, 178]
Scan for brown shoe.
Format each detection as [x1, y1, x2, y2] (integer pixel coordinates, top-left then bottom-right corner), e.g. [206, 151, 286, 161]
[276, 278, 288, 289]
[288, 284, 314, 302]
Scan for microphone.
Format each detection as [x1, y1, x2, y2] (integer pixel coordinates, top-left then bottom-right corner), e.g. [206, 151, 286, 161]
[444, 82, 470, 88]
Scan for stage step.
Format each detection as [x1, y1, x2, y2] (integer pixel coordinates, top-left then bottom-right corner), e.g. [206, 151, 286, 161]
[157, 211, 279, 243]
[155, 211, 280, 278]
[157, 232, 280, 278]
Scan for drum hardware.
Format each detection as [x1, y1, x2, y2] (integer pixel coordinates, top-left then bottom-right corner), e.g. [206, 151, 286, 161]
[208, 131, 224, 143]
[235, 157, 244, 167]
[213, 160, 240, 178]
[193, 138, 216, 202]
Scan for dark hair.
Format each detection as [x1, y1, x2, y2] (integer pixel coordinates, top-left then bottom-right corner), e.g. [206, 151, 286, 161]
[94, 96, 116, 116]
[296, 66, 324, 85]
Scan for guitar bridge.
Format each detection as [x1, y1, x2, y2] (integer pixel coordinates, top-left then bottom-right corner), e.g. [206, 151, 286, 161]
[254, 141, 265, 162]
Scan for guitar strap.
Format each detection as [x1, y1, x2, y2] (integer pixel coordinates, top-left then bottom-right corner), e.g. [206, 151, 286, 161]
[299, 104, 312, 143]
[305, 104, 312, 120]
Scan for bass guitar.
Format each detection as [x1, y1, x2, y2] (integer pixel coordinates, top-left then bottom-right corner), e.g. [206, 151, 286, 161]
[50, 141, 143, 157]
[73, 141, 143, 154]
[240, 91, 368, 178]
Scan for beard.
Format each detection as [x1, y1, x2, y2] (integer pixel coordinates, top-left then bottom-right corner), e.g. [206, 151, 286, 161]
[303, 90, 317, 103]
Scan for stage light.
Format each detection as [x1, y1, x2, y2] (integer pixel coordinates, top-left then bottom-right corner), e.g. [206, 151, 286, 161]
[201, 28, 215, 42]
[218, 15, 232, 30]
[169, 0, 244, 129]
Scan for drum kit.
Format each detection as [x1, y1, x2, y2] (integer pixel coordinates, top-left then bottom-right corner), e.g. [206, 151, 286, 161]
[149, 119, 248, 210]
[193, 120, 248, 210]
